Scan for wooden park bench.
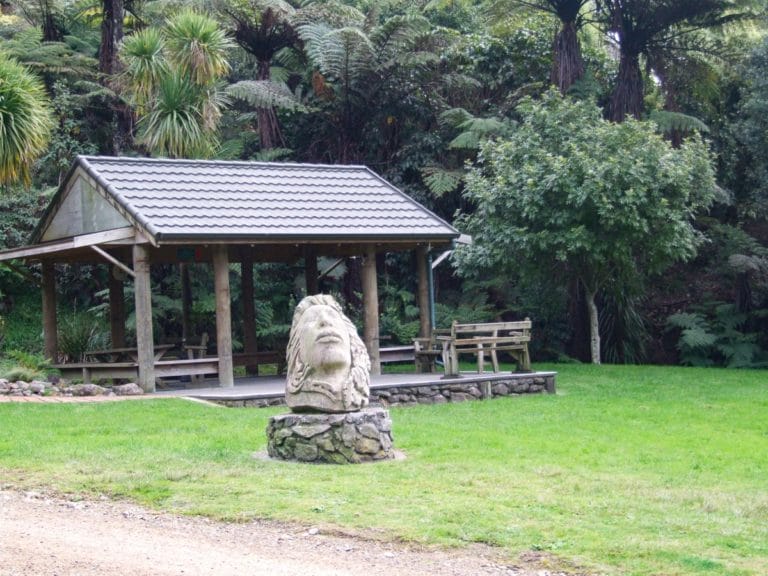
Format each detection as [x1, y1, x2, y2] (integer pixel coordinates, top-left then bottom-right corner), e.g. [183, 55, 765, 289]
[436, 319, 532, 376]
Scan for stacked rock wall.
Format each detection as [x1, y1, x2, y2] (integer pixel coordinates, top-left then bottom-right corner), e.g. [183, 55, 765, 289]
[218, 374, 555, 408]
[266, 408, 394, 464]
[373, 375, 555, 407]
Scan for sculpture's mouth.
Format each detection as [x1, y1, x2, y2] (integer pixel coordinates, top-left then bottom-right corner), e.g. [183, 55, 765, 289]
[316, 330, 343, 344]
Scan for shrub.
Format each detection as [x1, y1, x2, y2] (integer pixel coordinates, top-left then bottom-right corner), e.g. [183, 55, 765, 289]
[0, 349, 52, 382]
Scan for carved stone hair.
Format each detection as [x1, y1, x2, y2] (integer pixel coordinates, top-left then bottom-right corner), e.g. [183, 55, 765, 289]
[286, 294, 370, 412]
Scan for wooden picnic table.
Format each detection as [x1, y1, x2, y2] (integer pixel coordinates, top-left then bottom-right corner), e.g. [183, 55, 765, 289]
[84, 344, 176, 363]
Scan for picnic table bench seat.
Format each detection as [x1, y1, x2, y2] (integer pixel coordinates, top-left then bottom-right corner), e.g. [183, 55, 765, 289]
[53, 357, 220, 384]
[413, 329, 450, 373]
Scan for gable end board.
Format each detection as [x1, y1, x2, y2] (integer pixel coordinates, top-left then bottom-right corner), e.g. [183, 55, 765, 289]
[31, 163, 156, 246]
[40, 173, 131, 242]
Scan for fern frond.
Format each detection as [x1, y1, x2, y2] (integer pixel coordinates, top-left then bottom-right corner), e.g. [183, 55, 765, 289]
[217, 138, 245, 160]
[439, 107, 473, 129]
[226, 80, 306, 111]
[728, 253, 767, 273]
[678, 326, 717, 350]
[421, 166, 464, 197]
[667, 311, 706, 330]
[648, 110, 710, 135]
[290, 1, 365, 30]
[449, 131, 481, 150]
[253, 147, 293, 161]
[370, 14, 429, 57]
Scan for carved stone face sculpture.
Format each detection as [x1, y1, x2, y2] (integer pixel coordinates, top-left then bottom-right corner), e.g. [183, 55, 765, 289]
[286, 294, 370, 413]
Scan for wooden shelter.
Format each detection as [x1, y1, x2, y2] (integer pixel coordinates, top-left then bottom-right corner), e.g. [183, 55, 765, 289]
[0, 156, 460, 391]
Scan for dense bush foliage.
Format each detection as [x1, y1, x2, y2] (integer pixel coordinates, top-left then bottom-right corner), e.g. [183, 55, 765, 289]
[0, 0, 766, 366]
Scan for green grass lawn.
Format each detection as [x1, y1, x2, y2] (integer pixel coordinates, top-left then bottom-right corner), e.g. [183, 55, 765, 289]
[1, 364, 766, 575]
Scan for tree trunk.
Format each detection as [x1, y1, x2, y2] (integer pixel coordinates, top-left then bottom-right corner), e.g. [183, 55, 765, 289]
[99, 0, 123, 76]
[649, 54, 684, 148]
[566, 277, 590, 362]
[256, 59, 284, 150]
[608, 50, 644, 122]
[585, 288, 601, 364]
[41, 4, 63, 42]
[551, 21, 584, 94]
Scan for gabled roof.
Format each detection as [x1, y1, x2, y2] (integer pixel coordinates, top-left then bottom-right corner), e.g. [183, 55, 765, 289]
[32, 156, 459, 245]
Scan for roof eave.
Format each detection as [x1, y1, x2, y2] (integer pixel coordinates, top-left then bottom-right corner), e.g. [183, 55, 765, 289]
[152, 231, 460, 245]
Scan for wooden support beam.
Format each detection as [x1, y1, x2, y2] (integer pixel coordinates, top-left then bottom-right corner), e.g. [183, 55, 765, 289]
[416, 246, 431, 338]
[90, 245, 135, 278]
[213, 246, 234, 387]
[133, 244, 155, 392]
[305, 248, 319, 295]
[241, 253, 258, 376]
[108, 266, 126, 348]
[41, 261, 58, 362]
[362, 247, 381, 375]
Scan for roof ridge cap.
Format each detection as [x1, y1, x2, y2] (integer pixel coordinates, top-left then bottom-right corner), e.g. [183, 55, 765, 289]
[80, 155, 368, 170]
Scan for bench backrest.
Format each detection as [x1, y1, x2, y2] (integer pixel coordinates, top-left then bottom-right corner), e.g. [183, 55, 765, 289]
[450, 319, 531, 341]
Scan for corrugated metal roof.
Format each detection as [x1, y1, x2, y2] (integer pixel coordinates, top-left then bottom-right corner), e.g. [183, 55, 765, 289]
[73, 156, 459, 244]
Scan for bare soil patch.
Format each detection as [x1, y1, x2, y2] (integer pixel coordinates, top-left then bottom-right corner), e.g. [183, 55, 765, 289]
[0, 489, 582, 576]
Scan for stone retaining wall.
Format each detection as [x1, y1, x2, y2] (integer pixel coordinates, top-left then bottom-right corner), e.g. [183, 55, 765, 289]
[216, 374, 556, 408]
[0, 379, 144, 398]
[372, 374, 555, 407]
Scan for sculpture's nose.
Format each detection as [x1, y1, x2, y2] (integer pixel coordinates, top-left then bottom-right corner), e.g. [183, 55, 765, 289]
[317, 309, 332, 327]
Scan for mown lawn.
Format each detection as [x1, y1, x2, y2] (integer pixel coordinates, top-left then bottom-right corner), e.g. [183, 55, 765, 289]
[1, 364, 766, 576]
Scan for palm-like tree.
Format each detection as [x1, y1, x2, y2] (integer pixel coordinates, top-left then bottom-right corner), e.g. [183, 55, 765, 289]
[218, 0, 301, 150]
[120, 9, 233, 158]
[0, 57, 55, 186]
[595, 0, 745, 122]
[296, 4, 432, 163]
[504, 0, 591, 93]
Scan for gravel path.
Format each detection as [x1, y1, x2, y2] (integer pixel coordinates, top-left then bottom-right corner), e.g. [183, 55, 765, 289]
[0, 489, 582, 576]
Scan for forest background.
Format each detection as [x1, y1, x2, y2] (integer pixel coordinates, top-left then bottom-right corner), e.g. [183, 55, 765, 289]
[0, 0, 767, 369]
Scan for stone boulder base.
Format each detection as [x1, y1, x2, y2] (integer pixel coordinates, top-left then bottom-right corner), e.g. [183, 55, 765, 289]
[266, 408, 394, 464]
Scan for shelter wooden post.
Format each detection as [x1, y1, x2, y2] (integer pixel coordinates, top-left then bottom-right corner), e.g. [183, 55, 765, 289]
[108, 266, 126, 348]
[213, 246, 234, 387]
[241, 253, 258, 375]
[362, 247, 380, 375]
[305, 248, 319, 295]
[416, 246, 431, 338]
[133, 244, 155, 392]
[41, 261, 58, 362]
[180, 263, 192, 343]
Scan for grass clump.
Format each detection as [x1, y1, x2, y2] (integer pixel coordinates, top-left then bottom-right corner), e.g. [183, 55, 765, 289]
[0, 364, 766, 576]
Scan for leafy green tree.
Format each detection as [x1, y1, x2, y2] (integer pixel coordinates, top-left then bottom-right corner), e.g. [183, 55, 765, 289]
[120, 9, 233, 158]
[730, 36, 768, 219]
[0, 56, 55, 186]
[455, 91, 716, 363]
